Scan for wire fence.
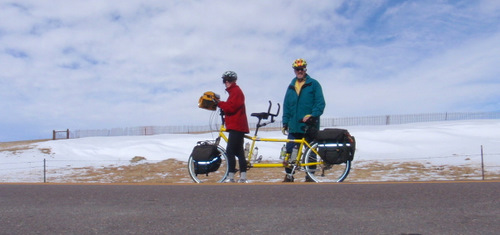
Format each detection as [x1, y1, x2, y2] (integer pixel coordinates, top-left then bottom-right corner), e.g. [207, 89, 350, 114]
[1, 153, 499, 183]
[68, 111, 500, 139]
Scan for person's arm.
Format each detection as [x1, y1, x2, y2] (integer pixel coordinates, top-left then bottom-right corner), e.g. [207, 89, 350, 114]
[311, 81, 325, 117]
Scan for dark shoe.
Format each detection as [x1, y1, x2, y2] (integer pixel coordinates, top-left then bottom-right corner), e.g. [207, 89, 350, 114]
[282, 175, 294, 183]
[305, 175, 315, 182]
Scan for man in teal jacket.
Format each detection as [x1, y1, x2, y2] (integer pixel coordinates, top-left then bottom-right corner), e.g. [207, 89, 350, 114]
[282, 58, 325, 182]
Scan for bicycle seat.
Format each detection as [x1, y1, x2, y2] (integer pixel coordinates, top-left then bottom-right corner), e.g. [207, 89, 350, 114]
[251, 112, 269, 120]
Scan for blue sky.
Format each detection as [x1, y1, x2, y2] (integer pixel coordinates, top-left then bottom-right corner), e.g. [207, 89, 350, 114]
[1, 0, 499, 142]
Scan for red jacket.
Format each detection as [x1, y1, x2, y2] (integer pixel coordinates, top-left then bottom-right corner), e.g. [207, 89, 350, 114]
[218, 84, 249, 133]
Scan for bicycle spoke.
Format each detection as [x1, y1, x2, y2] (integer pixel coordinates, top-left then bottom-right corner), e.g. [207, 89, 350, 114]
[304, 142, 351, 182]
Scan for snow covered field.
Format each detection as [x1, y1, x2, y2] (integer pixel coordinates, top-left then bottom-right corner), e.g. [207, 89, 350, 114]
[1, 120, 499, 183]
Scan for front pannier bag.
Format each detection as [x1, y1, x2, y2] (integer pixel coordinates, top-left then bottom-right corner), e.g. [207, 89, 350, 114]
[198, 91, 220, 111]
[315, 128, 356, 164]
[190, 142, 222, 175]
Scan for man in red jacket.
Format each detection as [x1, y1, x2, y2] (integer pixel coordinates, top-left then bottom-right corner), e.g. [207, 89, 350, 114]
[217, 71, 250, 183]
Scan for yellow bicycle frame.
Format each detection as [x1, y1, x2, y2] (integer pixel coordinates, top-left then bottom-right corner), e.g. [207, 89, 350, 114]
[218, 125, 322, 168]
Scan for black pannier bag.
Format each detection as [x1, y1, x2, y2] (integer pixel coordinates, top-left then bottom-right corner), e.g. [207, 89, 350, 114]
[315, 128, 356, 165]
[190, 142, 222, 175]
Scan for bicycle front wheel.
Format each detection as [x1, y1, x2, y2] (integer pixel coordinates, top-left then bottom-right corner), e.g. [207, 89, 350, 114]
[303, 142, 351, 182]
[188, 145, 229, 183]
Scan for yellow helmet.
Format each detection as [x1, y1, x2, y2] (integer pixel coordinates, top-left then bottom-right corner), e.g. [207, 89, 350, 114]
[292, 58, 307, 68]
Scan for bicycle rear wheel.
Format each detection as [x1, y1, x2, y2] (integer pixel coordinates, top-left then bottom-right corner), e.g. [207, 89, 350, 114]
[188, 145, 229, 183]
[303, 142, 351, 182]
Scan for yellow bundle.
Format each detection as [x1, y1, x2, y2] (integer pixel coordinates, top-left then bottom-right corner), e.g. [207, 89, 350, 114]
[198, 91, 220, 111]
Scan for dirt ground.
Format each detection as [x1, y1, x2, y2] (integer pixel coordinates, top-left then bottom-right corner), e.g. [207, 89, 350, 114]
[2, 140, 499, 183]
[43, 158, 499, 183]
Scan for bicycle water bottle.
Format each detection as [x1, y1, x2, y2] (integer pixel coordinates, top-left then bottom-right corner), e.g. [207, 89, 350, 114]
[253, 146, 259, 160]
[244, 142, 250, 158]
[290, 145, 298, 163]
[280, 145, 286, 159]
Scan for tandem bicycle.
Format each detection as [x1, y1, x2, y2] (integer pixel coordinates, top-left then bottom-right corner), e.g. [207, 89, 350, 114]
[187, 101, 355, 183]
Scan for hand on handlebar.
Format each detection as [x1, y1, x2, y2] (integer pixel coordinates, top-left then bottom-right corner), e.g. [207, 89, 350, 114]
[302, 115, 311, 123]
[301, 116, 317, 125]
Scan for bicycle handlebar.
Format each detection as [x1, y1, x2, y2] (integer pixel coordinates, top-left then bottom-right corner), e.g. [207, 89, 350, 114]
[267, 100, 280, 120]
[250, 101, 280, 123]
[246, 100, 280, 136]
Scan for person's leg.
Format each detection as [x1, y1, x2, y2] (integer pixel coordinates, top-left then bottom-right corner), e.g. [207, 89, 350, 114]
[230, 131, 248, 180]
[283, 133, 304, 182]
[285, 133, 300, 173]
[225, 131, 238, 182]
[304, 133, 317, 181]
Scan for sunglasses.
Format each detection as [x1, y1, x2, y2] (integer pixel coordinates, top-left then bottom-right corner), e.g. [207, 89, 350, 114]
[222, 78, 232, 83]
[294, 68, 306, 72]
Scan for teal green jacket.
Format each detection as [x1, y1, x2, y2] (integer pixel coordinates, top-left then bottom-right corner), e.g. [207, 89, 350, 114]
[282, 74, 325, 134]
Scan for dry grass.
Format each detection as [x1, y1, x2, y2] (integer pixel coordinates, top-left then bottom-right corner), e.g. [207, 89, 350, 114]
[0, 139, 49, 154]
[45, 159, 500, 183]
[48, 159, 190, 183]
[348, 160, 499, 182]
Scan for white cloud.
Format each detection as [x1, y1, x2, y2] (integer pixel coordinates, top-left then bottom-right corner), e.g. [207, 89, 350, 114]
[1, 0, 499, 141]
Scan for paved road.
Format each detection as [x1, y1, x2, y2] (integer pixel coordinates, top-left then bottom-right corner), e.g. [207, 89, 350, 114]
[0, 181, 498, 234]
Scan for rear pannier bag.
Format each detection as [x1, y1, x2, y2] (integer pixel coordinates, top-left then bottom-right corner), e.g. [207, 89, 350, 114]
[190, 143, 222, 175]
[315, 128, 356, 164]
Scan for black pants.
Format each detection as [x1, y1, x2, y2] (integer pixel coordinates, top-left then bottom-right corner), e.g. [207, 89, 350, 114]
[285, 132, 316, 174]
[226, 130, 247, 173]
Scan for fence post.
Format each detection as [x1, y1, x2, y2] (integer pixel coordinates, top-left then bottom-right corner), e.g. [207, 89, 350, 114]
[66, 129, 70, 139]
[44, 158, 47, 183]
[481, 145, 484, 180]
